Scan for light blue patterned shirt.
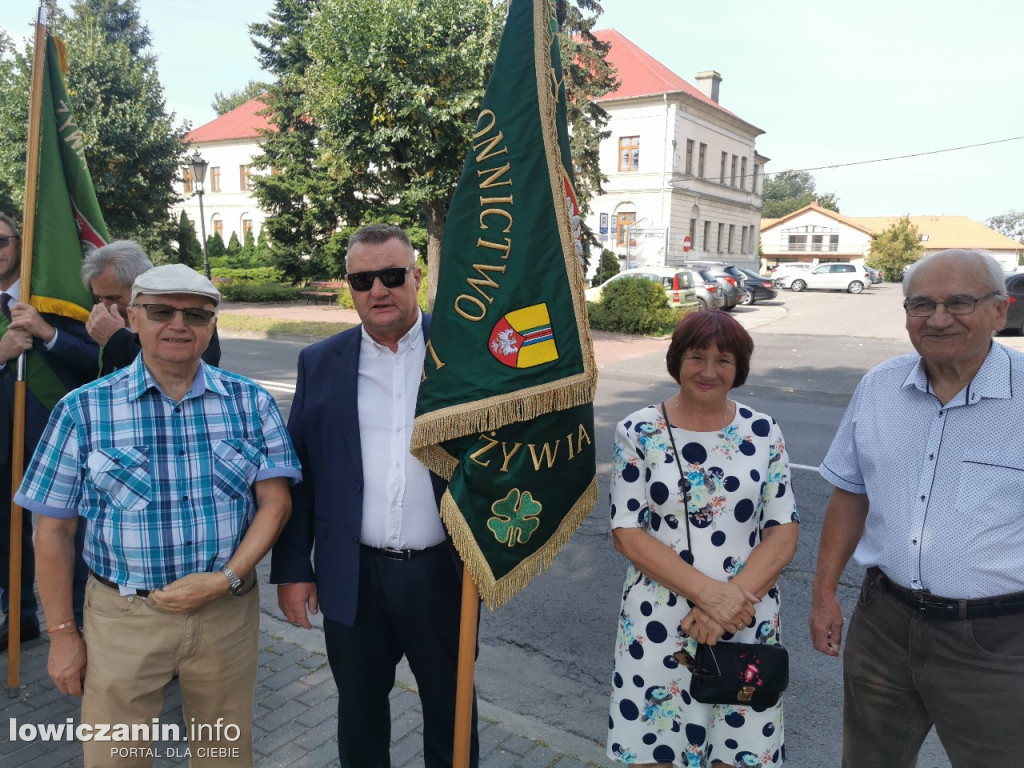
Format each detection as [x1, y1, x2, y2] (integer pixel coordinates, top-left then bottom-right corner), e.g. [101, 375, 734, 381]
[15, 357, 302, 590]
[820, 342, 1024, 599]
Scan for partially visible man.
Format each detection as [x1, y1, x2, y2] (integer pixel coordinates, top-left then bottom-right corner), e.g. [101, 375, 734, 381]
[82, 239, 220, 375]
[17, 264, 300, 767]
[810, 249, 1023, 765]
[271, 223, 479, 767]
[0, 210, 98, 651]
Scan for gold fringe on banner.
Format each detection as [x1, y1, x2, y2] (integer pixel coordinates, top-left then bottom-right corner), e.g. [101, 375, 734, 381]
[411, 375, 594, 455]
[32, 295, 90, 323]
[440, 475, 599, 610]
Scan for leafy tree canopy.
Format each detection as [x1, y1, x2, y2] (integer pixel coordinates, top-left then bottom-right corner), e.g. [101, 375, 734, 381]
[986, 209, 1024, 244]
[866, 215, 924, 281]
[211, 80, 271, 115]
[0, 0, 187, 257]
[761, 169, 839, 219]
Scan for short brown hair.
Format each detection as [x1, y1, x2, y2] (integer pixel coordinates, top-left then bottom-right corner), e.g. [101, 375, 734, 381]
[345, 224, 413, 272]
[665, 310, 754, 388]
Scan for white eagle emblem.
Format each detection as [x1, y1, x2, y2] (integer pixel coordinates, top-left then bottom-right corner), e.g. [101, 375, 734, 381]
[489, 328, 519, 358]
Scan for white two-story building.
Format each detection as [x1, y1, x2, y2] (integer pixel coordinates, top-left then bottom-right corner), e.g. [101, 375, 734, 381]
[590, 29, 767, 275]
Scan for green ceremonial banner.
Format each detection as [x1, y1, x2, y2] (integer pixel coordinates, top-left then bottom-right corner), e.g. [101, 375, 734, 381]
[24, 32, 110, 410]
[411, 0, 598, 610]
[32, 33, 110, 320]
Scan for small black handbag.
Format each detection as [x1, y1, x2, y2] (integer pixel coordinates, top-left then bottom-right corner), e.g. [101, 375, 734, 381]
[661, 401, 790, 708]
[675, 641, 789, 707]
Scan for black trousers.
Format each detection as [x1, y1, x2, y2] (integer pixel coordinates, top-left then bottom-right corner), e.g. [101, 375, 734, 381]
[324, 545, 480, 768]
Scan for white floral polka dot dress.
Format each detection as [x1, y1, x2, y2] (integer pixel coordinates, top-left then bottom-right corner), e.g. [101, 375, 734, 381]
[607, 403, 799, 767]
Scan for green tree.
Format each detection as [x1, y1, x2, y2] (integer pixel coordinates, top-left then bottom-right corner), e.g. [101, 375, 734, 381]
[986, 209, 1024, 245]
[557, 0, 617, 268]
[174, 210, 201, 268]
[206, 231, 226, 259]
[211, 79, 271, 115]
[761, 170, 840, 218]
[302, 0, 504, 274]
[867, 215, 924, 281]
[226, 231, 242, 257]
[591, 248, 619, 286]
[249, 0, 360, 282]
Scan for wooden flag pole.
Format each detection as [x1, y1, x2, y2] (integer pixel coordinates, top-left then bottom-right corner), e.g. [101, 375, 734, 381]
[453, 564, 480, 768]
[7, 7, 48, 694]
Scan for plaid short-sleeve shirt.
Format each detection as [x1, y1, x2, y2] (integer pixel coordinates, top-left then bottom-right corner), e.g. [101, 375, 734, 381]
[15, 358, 302, 590]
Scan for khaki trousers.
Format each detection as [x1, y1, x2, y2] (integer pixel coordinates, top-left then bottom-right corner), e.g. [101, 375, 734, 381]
[81, 576, 259, 768]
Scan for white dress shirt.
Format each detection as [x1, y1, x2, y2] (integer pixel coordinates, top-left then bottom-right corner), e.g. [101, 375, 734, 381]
[357, 313, 446, 550]
[820, 342, 1024, 599]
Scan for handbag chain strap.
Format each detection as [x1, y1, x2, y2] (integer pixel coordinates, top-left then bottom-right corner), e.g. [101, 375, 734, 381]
[661, 401, 692, 553]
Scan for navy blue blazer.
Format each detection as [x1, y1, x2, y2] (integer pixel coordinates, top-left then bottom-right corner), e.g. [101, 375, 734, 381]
[1, 313, 99, 467]
[270, 314, 447, 626]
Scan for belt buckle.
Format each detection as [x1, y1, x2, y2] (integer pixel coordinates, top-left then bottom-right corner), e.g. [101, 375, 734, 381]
[380, 547, 410, 560]
[912, 590, 951, 617]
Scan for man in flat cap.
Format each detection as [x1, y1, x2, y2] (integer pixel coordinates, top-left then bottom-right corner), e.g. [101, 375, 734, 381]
[17, 264, 301, 768]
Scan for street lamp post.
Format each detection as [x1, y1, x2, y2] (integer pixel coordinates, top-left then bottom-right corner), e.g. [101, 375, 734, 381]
[188, 150, 211, 279]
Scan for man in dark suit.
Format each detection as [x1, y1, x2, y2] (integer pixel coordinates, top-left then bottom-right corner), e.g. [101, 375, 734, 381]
[0, 211, 98, 650]
[82, 239, 221, 375]
[271, 223, 479, 767]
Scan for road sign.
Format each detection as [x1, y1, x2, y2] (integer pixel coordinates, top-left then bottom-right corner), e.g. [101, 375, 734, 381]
[683, 235, 692, 252]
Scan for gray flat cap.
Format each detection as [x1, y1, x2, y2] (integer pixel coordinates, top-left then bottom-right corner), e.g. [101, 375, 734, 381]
[131, 264, 221, 306]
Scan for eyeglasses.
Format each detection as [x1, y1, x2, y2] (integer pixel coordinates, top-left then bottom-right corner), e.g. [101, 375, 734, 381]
[347, 265, 415, 292]
[682, 353, 737, 369]
[0, 235, 20, 248]
[131, 303, 216, 326]
[903, 291, 1001, 317]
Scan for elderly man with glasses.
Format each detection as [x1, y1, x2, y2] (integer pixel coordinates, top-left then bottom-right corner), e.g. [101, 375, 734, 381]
[17, 264, 301, 767]
[271, 223, 479, 767]
[809, 249, 1022, 765]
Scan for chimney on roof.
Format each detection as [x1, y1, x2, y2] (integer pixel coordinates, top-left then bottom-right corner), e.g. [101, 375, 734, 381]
[695, 70, 722, 103]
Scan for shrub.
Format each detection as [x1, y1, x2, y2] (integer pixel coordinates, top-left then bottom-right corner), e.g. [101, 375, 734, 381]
[212, 267, 284, 283]
[591, 249, 620, 287]
[219, 282, 301, 303]
[587, 276, 680, 336]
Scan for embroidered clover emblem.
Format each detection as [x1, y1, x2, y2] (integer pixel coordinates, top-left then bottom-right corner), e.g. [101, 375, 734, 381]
[487, 489, 542, 547]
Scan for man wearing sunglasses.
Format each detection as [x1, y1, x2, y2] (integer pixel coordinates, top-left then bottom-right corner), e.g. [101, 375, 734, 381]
[0, 211, 99, 653]
[810, 249, 1023, 765]
[272, 223, 479, 767]
[18, 263, 301, 766]
[81, 239, 221, 376]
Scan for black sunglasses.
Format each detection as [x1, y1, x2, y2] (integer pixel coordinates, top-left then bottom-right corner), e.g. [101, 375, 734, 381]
[0, 235, 20, 248]
[131, 303, 216, 326]
[347, 265, 415, 292]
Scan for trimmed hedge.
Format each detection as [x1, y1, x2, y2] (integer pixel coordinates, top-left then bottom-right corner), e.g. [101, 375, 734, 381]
[219, 282, 301, 303]
[587, 276, 683, 336]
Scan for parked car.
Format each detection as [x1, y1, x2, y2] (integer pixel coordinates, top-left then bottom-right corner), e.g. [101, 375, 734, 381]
[1004, 273, 1024, 334]
[585, 267, 699, 310]
[683, 262, 741, 310]
[770, 262, 815, 287]
[676, 267, 726, 310]
[865, 266, 884, 284]
[776, 263, 873, 294]
[735, 267, 779, 305]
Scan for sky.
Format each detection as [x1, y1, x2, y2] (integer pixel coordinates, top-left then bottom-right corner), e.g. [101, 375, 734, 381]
[2, 0, 1022, 223]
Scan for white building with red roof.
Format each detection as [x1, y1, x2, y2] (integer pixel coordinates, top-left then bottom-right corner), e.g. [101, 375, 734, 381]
[174, 98, 272, 246]
[591, 29, 767, 272]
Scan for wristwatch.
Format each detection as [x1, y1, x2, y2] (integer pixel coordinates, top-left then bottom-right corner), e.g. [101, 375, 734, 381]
[221, 566, 244, 595]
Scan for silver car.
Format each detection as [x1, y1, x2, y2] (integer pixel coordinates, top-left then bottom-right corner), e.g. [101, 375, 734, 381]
[776, 263, 873, 294]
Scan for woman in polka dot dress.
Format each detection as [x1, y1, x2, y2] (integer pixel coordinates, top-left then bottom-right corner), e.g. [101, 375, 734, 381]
[607, 310, 800, 768]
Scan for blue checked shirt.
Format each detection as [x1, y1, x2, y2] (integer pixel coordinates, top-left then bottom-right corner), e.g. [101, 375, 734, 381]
[15, 358, 302, 590]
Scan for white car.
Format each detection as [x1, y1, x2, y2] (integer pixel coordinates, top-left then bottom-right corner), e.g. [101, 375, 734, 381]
[769, 262, 814, 285]
[585, 267, 699, 309]
[776, 263, 873, 294]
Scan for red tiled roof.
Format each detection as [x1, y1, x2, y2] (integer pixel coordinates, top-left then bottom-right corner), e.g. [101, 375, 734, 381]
[186, 98, 274, 143]
[592, 29, 735, 117]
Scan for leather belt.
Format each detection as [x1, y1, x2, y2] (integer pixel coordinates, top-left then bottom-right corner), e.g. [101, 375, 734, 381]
[90, 571, 150, 598]
[360, 542, 447, 561]
[871, 568, 1024, 620]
